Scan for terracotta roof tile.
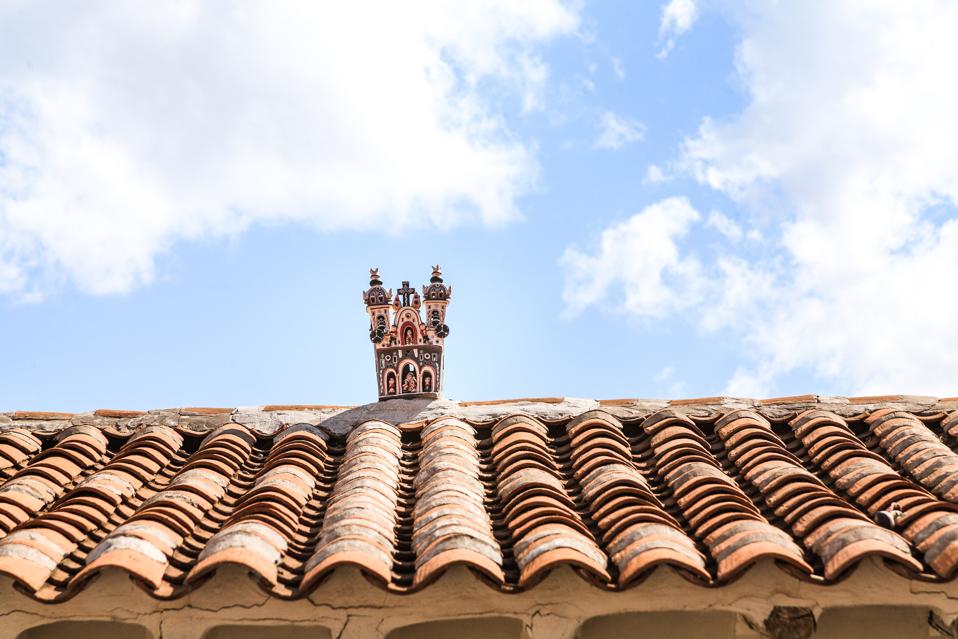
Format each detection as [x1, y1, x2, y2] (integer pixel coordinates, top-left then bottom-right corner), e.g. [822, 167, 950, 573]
[412, 417, 503, 586]
[301, 421, 399, 590]
[596, 398, 640, 407]
[668, 396, 731, 407]
[94, 409, 145, 418]
[262, 405, 355, 412]
[179, 407, 234, 416]
[12, 412, 75, 421]
[757, 394, 819, 405]
[3, 399, 958, 600]
[459, 397, 566, 407]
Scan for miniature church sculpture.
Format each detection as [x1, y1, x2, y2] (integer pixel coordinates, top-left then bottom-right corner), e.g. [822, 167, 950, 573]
[363, 266, 451, 400]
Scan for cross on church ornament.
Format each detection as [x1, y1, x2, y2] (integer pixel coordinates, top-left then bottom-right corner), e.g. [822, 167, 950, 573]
[396, 281, 416, 308]
[363, 266, 451, 400]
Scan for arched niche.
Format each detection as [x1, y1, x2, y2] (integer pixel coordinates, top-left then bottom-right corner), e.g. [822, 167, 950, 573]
[399, 360, 419, 393]
[421, 367, 434, 393]
[384, 369, 398, 396]
[17, 621, 152, 639]
[399, 321, 417, 346]
[386, 617, 522, 639]
[814, 606, 929, 639]
[577, 611, 738, 639]
[204, 626, 332, 639]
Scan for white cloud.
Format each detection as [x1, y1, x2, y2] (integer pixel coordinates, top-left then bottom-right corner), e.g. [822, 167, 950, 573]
[685, 2, 958, 396]
[644, 164, 669, 184]
[560, 199, 770, 331]
[594, 111, 646, 150]
[0, 1, 578, 297]
[657, 0, 697, 58]
[697, 256, 775, 334]
[569, 2, 958, 396]
[560, 196, 702, 318]
[704, 210, 742, 240]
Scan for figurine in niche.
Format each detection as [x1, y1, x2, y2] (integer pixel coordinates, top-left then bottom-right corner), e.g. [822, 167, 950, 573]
[422, 373, 432, 393]
[402, 369, 418, 393]
[403, 326, 415, 345]
[386, 376, 396, 395]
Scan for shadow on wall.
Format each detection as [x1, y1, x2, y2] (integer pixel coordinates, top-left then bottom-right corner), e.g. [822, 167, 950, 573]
[205, 626, 332, 639]
[386, 617, 523, 639]
[17, 622, 151, 639]
[578, 611, 737, 639]
[813, 606, 930, 639]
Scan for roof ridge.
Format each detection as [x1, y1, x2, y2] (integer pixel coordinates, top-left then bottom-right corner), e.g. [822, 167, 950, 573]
[2, 396, 956, 439]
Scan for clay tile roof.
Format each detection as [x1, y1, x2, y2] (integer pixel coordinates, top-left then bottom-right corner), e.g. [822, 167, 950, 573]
[2, 394, 958, 601]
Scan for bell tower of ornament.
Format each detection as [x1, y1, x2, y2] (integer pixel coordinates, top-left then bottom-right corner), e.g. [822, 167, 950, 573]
[362, 266, 451, 400]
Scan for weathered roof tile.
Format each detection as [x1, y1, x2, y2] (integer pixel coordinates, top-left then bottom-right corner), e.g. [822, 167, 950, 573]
[2, 398, 958, 600]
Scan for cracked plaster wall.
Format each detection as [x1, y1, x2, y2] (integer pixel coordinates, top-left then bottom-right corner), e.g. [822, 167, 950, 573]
[5, 396, 958, 638]
[1, 559, 958, 638]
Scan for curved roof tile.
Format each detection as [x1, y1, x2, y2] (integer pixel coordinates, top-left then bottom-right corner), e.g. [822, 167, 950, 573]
[1, 398, 958, 600]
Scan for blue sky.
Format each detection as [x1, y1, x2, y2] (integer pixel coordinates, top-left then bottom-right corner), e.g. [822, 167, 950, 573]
[3, 2, 958, 411]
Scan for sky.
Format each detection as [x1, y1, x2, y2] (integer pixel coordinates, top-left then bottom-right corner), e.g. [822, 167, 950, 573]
[3, 1, 958, 411]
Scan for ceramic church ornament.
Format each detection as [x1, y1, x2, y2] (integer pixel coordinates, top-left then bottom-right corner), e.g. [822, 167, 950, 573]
[363, 266, 451, 400]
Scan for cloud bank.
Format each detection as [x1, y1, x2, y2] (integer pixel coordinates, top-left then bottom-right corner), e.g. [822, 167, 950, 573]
[0, 1, 578, 297]
[566, 2, 958, 396]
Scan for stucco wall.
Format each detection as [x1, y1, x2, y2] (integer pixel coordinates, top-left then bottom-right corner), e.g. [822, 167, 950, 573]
[2, 559, 957, 639]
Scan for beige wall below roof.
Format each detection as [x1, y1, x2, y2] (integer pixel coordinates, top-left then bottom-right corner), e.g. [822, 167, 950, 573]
[11, 609, 941, 639]
[2, 560, 957, 639]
